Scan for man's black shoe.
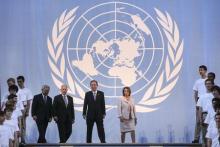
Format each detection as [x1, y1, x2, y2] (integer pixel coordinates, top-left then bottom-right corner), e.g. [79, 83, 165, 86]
[192, 140, 199, 143]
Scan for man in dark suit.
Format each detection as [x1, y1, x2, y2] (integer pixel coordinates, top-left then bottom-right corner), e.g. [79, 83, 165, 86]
[53, 84, 75, 143]
[83, 80, 106, 143]
[31, 85, 53, 143]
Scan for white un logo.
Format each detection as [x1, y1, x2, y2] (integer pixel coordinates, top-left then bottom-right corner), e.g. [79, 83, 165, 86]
[67, 2, 164, 98]
[48, 1, 184, 112]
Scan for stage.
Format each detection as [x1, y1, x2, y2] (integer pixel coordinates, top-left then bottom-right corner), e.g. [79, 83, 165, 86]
[23, 143, 202, 147]
[1, 0, 220, 147]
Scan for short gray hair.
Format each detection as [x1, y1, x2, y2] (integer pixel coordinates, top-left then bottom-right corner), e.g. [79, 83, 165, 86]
[61, 84, 68, 89]
[41, 85, 50, 90]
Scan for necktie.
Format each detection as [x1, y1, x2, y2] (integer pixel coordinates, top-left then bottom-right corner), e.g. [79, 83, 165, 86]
[63, 95, 68, 107]
[44, 96, 47, 103]
[93, 92, 96, 101]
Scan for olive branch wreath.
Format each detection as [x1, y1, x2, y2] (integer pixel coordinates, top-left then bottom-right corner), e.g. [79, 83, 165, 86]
[47, 7, 184, 112]
[136, 8, 184, 112]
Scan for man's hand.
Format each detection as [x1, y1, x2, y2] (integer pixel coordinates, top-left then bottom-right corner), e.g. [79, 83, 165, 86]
[199, 117, 203, 126]
[194, 91, 198, 103]
[33, 116, 37, 121]
[25, 111, 29, 117]
[103, 114, 106, 119]
[72, 120, 75, 124]
[17, 131, 21, 137]
[54, 116, 58, 122]
[83, 115, 86, 120]
[21, 110, 25, 115]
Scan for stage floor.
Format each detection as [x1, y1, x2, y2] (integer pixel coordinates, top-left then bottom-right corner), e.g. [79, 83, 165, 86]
[23, 143, 202, 147]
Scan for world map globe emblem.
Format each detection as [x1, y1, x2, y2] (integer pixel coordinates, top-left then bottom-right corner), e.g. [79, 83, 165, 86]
[48, 1, 183, 112]
[67, 2, 164, 98]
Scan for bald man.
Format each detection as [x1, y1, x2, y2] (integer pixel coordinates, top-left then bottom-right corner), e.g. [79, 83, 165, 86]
[53, 85, 75, 143]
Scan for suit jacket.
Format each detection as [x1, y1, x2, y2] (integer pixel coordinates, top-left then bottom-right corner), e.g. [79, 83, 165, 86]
[53, 94, 75, 122]
[83, 90, 106, 120]
[31, 94, 53, 121]
[117, 97, 136, 120]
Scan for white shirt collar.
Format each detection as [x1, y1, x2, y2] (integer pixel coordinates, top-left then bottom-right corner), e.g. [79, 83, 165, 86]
[42, 94, 47, 97]
[92, 90, 97, 94]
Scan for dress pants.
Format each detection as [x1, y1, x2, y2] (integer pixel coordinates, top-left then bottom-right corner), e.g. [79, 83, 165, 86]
[21, 105, 28, 143]
[36, 118, 48, 143]
[86, 118, 105, 143]
[201, 112, 208, 144]
[57, 118, 72, 143]
[194, 106, 201, 141]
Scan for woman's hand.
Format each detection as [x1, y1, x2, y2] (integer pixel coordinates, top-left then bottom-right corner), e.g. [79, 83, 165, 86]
[119, 116, 124, 122]
[135, 118, 137, 126]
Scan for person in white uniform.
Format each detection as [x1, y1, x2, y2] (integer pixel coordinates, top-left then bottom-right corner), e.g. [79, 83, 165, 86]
[1, 78, 16, 110]
[192, 65, 207, 143]
[197, 79, 214, 144]
[2, 85, 25, 113]
[207, 113, 220, 147]
[205, 98, 220, 125]
[206, 102, 220, 147]
[207, 72, 216, 85]
[17, 75, 33, 143]
[0, 110, 14, 147]
[205, 86, 220, 125]
[7, 94, 23, 129]
[4, 105, 20, 147]
[117, 87, 137, 143]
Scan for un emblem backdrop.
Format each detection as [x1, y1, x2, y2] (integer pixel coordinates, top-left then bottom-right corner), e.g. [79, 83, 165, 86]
[1, 0, 220, 143]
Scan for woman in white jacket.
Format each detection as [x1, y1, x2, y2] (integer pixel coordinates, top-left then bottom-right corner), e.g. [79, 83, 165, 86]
[117, 87, 137, 143]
